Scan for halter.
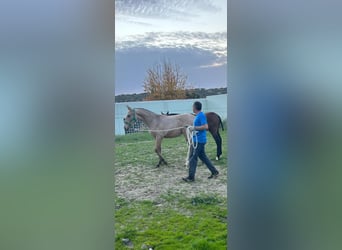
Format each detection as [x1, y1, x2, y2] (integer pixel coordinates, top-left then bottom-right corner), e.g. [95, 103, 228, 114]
[124, 109, 137, 128]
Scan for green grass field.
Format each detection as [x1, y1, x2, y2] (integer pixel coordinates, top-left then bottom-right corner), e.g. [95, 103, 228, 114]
[115, 130, 227, 249]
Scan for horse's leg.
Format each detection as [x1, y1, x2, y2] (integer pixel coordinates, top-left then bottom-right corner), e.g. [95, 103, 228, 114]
[154, 137, 167, 167]
[183, 129, 190, 167]
[216, 130, 222, 160]
[182, 129, 188, 142]
[210, 129, 222, 160]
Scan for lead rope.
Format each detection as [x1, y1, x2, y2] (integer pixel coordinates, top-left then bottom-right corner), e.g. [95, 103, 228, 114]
[185, 126, 198, 167]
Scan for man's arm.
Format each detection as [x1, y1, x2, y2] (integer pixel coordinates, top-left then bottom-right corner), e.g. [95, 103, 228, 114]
[194, 123, 208, 131]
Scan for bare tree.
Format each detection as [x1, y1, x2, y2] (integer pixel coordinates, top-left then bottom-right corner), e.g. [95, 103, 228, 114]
[143, 60, 190, 100]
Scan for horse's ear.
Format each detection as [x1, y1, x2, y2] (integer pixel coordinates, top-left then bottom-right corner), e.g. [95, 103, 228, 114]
[127, 105, 132, 111]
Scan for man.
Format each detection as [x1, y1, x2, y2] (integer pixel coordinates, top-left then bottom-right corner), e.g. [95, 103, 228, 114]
[182, 101, 219, 182]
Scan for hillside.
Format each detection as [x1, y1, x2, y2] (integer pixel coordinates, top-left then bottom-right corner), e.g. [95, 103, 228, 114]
[115, 87, 227, 103]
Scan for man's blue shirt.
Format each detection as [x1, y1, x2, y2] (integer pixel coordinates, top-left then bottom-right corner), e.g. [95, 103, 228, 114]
[193, 111, 207, 143]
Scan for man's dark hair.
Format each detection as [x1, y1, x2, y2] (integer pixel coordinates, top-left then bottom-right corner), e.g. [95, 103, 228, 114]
[193, 101, 202, 111]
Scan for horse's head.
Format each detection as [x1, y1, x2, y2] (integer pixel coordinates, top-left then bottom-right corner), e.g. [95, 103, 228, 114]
[123, 105, 137, 130]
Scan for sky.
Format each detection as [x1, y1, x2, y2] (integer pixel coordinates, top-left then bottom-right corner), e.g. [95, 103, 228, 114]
[115, 0, 227, 95]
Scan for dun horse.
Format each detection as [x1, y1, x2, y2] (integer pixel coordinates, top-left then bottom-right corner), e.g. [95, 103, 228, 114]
[124, 106, 194, 167]
[162, 111, 224, 160]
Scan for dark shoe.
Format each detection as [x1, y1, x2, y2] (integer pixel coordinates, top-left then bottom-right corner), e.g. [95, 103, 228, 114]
[208, 171, 219, 179]
[182, 177, 194, 182]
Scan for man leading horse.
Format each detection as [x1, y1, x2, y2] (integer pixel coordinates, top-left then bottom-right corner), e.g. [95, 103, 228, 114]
[182, 101, 219, 182]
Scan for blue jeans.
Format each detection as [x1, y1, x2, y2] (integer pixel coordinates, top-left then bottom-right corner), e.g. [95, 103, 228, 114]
[188, 143, 218, 180]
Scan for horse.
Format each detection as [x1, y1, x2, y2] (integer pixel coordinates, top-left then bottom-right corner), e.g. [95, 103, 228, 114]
[124, 106, 194, 167]
[161, 111, 224, 160]
[205, 112, 224, 160]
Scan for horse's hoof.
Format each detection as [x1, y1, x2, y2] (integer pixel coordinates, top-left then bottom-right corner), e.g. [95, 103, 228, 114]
[216, 156, 219, 161]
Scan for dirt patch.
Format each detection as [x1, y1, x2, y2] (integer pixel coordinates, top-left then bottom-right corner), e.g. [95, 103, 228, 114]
[115, 160, 227, 202]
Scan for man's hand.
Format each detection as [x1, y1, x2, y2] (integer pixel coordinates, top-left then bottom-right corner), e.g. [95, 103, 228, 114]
[188, 126, 195, 132]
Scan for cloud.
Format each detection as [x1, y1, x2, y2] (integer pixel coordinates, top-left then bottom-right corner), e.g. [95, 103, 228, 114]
[115, 0, 220, 19]
[115, 16, 153, 26]
[114, 1, 227, 94]
[115, 45, 227, 94]
[115, 31, 227, 68]
[199, 62, 227, 68]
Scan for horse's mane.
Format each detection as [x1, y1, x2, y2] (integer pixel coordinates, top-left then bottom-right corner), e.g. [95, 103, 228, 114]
[161, 111, 179, 116]
[161, 111, 195, 116]
[135, 108, 160, 116]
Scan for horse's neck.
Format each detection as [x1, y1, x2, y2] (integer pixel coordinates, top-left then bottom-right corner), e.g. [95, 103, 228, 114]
[135, 109, 158, 128]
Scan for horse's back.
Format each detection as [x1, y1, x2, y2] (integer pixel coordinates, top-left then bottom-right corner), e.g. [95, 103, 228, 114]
[158, 114, 194, 138]
[163, 113, 194, 126]
[205, 112, 224, 132]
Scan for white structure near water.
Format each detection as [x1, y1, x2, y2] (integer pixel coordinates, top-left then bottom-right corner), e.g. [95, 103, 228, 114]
[115, 94, 227, 136]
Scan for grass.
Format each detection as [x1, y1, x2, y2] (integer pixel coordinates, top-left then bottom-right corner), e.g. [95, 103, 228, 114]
[114, 193, 227, 250]
[115, 130, 227, 167]
[115, 129, 227, 249]
[115, 132, 153, 144]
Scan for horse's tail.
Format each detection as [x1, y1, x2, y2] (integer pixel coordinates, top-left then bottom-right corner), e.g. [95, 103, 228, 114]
[218, 114, 224, 131]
